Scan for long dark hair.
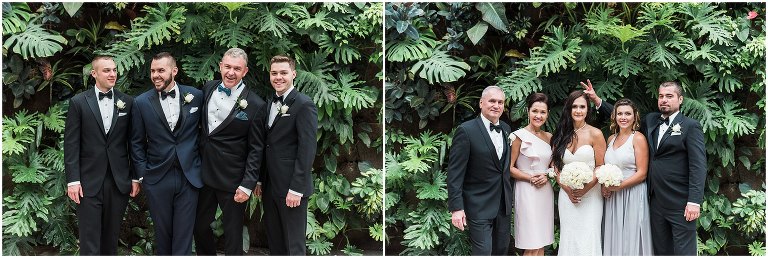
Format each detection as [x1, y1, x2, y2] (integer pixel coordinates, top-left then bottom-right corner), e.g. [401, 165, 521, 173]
[551, 90, 592, 171]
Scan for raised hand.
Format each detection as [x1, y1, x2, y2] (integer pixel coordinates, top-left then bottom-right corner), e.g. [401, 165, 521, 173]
[580, 79, 602, 106]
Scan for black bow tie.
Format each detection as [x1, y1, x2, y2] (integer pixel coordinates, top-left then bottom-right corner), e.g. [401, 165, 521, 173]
[273, 95, 284, 104]
[98, 91, 113, 100]
[160, 89, 176, 100]
[489, 123, 502, 133]
[658, 116, 669, 126]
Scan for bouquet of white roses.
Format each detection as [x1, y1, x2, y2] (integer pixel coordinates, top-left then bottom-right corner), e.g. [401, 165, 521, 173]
[595, 163, 623, 187]
[559, 162, 593, 189]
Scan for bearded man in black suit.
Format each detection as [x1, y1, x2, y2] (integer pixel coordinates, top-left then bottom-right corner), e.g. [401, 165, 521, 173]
[584, 80, 706, 255]
[447, 86, 513, 255]
[193, 48, 268, 255]
[65, 55, 140, 255]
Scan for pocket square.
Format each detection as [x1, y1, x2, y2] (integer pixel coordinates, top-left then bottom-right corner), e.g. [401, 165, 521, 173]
[118, 112, 128, 117]
[235, 111, 249, 120]
[190, 107, 199, 114]
[671, 132, 682, 136]
[280, 113, 291, 117]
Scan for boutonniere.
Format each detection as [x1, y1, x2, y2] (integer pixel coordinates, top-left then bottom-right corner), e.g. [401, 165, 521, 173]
[183, 92, 194, 105]
[237, 97, 248, 110]
[115, 99, 126, 110]
[508, 132, 516, 143]
[671, 123, 682, 135]
[279, 104, 289, 115]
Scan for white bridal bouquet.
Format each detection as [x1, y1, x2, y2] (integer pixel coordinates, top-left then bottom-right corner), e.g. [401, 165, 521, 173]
[559, 161, 593, 189]
[596, 163, 623, 187]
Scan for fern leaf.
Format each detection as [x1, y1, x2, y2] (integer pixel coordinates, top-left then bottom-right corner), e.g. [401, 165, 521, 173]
[410, 50, 471, 84]
[126, 3, 186, 49]
[2, 2, 32, 36]
[681, 3, 731, 46]
[603, 47, 644, 77]
[475, 2, 509, 32]
[527, 27, 581, 76]
[181, 51, 222, 84]
[3, 24, 67, 59]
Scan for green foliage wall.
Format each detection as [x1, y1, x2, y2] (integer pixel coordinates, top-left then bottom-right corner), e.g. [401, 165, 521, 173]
[385, 2, 765, 256]
[2, 2, 382, 255]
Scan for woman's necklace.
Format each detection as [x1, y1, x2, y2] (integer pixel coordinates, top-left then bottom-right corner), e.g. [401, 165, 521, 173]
[574, 122, 587, 133]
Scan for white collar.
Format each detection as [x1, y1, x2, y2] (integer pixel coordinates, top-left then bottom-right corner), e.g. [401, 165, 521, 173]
[663, 110, 680, 125]
[94, 85, 113, 96]
[480, 114, 499, 130]
[277, 86, 295, 98]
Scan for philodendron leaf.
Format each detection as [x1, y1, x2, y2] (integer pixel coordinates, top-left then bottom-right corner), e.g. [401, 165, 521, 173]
[467, 21, 489, 45]
[476, 2, 509, 33]
[62, 2, 83, 17]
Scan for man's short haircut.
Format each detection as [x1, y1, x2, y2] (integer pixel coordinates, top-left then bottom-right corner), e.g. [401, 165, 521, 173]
[91, 55, 114, 66]
[270, 55, 296, 70]
[152, 52, 177, 67]
[481, 85, 505, 100]
[224, 48, 248, 65]
[659, 81, 683, 96]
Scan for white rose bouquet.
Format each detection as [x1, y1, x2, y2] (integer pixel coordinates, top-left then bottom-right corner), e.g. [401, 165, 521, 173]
[559, 161, 593, 189]
[595, 163, 623, 187]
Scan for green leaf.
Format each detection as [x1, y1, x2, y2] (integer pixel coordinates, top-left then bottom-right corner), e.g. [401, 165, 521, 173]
[410, 50, 471, 84]
[62, 2, 83, 17]
[369, 223, 384, 241]
[2, 3, 32, 35]
[527, 26, 581, 76]
[306, 238, 333, 255]
[219, 2, 250, 13]
[681, 3, 731, 46]
[297, 10, 336, 31]
[211, 16, 254, 48]
[181, 51, 222, 84]
[99, 41, 145, 75]
[126, 3, 186, 49]
[603, 47, 644, 77]
[466, 22, 489, 45]
[317, 34, 361, 64]
[257, 9, 292, 37]
[385, 29, 437, 62]
[475, 2, 509, 33]
[608, 25, 646, 44]
[3, 24, 67, 59]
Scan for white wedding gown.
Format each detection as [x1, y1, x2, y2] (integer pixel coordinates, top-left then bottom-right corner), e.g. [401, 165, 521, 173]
[557, 145, 603, 256]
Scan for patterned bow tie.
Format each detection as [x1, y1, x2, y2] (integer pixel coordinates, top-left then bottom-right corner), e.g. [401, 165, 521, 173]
[489, 123, 502, 133]
[273, 95, 284, 104]
[160, 89, 176, 100]
[217, 84, 231, 96]
[98, 91, 113, 100]
[658, 116, 669, 126]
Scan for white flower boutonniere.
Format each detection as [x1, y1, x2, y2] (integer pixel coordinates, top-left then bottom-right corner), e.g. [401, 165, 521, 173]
[115, 99, 126, 110]
[671, 123, 682, 135]
[279, 104, 289, 115]
[183, 92, 194, 104]
[238, 98, 248, 110]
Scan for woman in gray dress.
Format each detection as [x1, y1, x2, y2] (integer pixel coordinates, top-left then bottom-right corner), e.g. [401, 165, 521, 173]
[601, 99, 653, 255]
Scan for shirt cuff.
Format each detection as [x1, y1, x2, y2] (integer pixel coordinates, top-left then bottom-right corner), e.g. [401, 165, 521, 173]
[67, 181, 81, 186]
[132, 179, 140, 183]
[687, 202, 700, 207]
[288, 189, 303, 197]
[256, 182, 262, 186]
[238, 186, 252, 196]
[595, 101, 602, 110]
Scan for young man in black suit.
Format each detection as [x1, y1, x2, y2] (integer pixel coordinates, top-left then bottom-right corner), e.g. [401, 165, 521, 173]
[64, 55, 140, 255]
[584, 80, 706, 255]
[193, 48, 268, 255]
[254, 55, 318, 255]
[446, 86, 513, 255]
[130, 52, 204, 255]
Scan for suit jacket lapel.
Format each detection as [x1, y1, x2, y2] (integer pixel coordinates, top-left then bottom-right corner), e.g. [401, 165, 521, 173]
[211, 87, 248, 135]
[106, 91, 122, 140]
[202, 82, 217, 134]
[647, 114, 660, 154]
[175, 87, 187, 135]
[474, 117, 502, 171]
[84, 90, 107, 138]
[268, 90, 297, 132]
[149, 92, 173, 134]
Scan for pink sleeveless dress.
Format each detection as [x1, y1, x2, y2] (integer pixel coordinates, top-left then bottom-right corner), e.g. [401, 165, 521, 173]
[511, 128, 554, 249]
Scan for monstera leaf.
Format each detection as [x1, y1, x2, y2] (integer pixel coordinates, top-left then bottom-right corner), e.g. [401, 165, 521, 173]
[3, 24, 67, 59]
[410, 51, 470, 84]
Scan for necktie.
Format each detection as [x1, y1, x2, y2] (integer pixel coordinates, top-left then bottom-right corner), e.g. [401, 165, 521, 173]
[99, 91, 113, 100]
[273, 95, 284, 104]
[160, 89, 176, 100]
[218, 84, 231, 96]
[489, 123, 502, 133]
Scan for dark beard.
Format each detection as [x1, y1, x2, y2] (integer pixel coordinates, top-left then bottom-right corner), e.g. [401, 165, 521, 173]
[154, 77, 173, 92]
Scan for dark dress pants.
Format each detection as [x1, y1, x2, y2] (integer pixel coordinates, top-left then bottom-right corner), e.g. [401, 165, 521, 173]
[77, 169, 129, 255]
[263, 188, 308, 255]
[194, 185, 247, 255]
[650, 195, 697, 255]
[466, 202, 511, 256]
[144, 167, 199, 255]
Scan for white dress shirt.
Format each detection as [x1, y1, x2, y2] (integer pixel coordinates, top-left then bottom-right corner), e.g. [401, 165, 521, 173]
[159, 82, 180, 131]
[268, 86, 294, 127]
[96, 86, 115, 134]
[480, 115, 504, 160]
[657, 111, 679, 147]
[207, 80, 246, 134]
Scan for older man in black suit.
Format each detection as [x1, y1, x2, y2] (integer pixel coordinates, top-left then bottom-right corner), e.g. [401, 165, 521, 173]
[583, 80, 706, 255]
[193, 48, 268, 255]
[447, 86, 513, 255]
[65, 55, 139, 255]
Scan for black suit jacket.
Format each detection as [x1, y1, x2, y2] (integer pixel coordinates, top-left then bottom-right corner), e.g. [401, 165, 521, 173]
[447, 116, 513, 220]
[130, 84, 204, 188]
[200, 80, 268, 192]
[599, 102, 706, 210]
[263, 89, 318, 197]
[65, 88, 135, 196]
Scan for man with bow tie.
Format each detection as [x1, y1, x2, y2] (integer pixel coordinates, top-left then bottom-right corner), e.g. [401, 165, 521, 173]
[583, 80, 706, 255]
[253, 55, 317, 255]
[193, 48, 268, 255]
[130, 52, 204, 255]
[65, 55, 139, 255]
[447, 86, 514, 255]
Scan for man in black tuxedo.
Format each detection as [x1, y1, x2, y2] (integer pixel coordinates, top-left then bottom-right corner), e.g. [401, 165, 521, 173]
[194, 48, 268, 255]
[130, 52, 204, 255]
[447, 86, 513, 255]
[253, 55, 317, 255]
[65, 55, 140, 255]
[584, 81, 706, 255]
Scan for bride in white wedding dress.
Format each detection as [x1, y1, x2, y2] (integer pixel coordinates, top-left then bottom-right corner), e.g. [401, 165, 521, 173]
[550, 91, 607, 256]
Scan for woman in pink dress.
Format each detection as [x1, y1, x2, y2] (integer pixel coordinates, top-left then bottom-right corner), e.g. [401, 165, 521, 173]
[509, 93, 554, 256]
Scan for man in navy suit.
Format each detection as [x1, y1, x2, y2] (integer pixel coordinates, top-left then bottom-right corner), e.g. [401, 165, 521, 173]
[130, 52, 204, 255]
[255, 55, 318, 255]
[446, 86, 513, 255]
[65, 55, 139, 255]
